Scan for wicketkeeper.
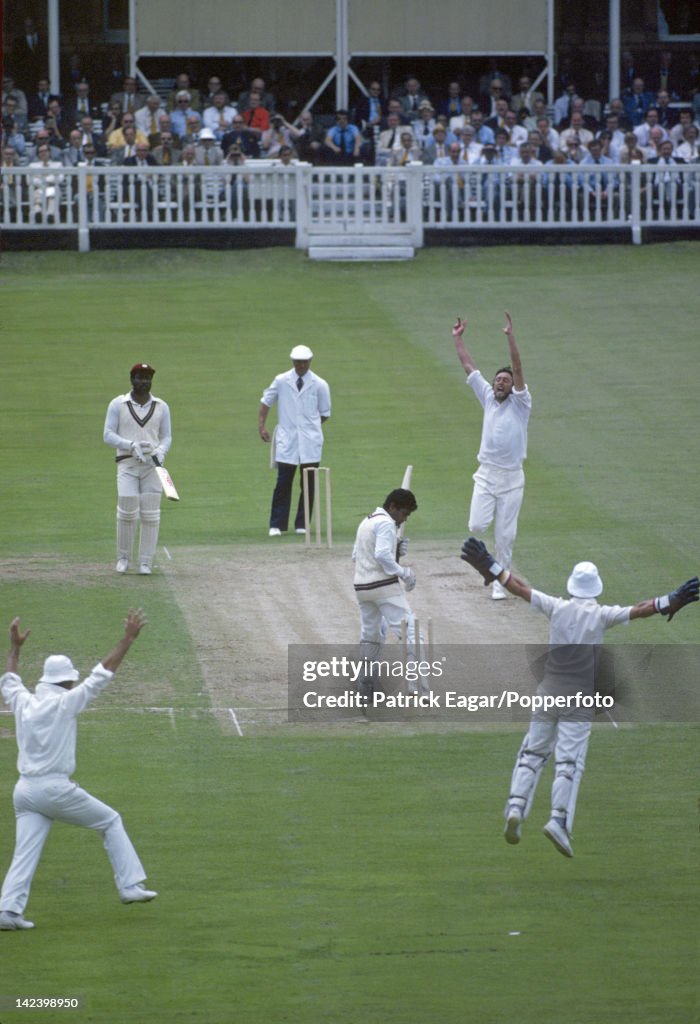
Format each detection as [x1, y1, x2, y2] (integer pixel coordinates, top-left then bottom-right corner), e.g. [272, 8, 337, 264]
[460, 536, 699, 857]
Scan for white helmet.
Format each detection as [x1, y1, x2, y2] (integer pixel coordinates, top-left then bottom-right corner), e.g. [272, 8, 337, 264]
[290, 345, 313, 360]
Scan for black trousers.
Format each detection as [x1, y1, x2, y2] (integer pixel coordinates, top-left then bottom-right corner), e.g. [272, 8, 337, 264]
[270, 462, 319, 531]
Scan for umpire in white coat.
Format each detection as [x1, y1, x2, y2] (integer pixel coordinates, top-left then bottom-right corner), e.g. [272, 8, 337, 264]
[258, 345, 331, 536]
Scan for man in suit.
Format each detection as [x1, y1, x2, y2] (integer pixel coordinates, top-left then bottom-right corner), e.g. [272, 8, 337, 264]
[485, 98, 509, 135]
[123, 142, 158, 217]
[2, 75, 28, 118]
[27, 77, 58, 120]
[68, 81, 100, 124]
[399, 76, 430, 122]
[152, 131, 181, 166]
[15, 18, 46, 88]
[78, 115, 106, 158]
[623, 77, 654, 127]
[167, 73, 201, 113]
[355, 80, 385, 162]
[221, 115, 260, 158]
[511, 75, 544, 116]
[237, 77, 275, 114]
[194, 127, 223, 165]
[110, 76, 144, 115]
[422, 124, 455, 164]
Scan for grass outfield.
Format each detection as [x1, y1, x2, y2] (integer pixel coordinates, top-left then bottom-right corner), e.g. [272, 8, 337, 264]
[0, 245, 698, 1022]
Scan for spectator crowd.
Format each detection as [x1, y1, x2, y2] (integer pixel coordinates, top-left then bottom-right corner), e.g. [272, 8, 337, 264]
[2, 50, 700, 222]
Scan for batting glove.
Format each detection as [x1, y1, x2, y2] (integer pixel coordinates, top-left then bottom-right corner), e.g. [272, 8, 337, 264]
[152, 445, 165, 465]
[130, 441, 150, 464]
[460, 537, 504, 587]
[655, 577, 700, 621]
[397, 538, 409, 559]
[402, 567, 417, 592]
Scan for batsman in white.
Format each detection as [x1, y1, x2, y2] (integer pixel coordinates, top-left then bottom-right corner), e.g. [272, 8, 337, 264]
[259, 344, 331, 537]
[103, 362, 172, 575]
[452, 314, 531, 600]
[353, 489, 424, 688]
[461, 536, 699, 858]
[0, 609, 157, 931]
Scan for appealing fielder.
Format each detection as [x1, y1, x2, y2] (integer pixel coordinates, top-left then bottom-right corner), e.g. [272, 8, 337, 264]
[452, 314, 531, 599]
[103, 363, 172, 575]
[259, 345, 331, 536]
[353, 489, 424, 683]
[0, 609, 157, 931]
[461, 537, 699, 857]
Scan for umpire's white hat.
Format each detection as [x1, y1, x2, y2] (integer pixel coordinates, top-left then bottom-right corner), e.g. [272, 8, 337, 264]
[290, 345, 313, 360]
[567, 562, 603, 598]
[39, 655, 80, 685]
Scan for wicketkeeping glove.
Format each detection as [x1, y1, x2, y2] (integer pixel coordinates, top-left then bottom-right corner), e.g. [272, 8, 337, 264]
[460, 537, 504, 587]
[402, 568, 417, 592]
[655, 576, 700, 621]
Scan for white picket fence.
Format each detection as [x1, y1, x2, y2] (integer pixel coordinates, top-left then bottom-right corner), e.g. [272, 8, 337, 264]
[2, 162, 699, 251]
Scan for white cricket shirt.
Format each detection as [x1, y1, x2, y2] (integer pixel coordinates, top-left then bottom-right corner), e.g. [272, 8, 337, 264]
[0, 664, 113, 776]
[467, 370, 532, 470]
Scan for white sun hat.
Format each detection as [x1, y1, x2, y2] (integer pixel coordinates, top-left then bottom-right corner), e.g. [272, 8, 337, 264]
[39, 655, 80, 685]
[566, 561, 603, 598]
[290, 345, 313, 360]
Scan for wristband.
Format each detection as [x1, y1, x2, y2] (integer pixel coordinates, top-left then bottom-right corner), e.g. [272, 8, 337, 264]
[498, 570, 512, 587]
[654, 594, 670, 613]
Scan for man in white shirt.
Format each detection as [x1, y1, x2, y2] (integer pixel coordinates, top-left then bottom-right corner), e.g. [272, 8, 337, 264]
[103, 363, 172, 575]
[452, 313, 531, 600]
[0, 610, 157, 930]
[259, 345, 331, 536]
[460, 538, 699, 857]
[352, 489, 421, 690]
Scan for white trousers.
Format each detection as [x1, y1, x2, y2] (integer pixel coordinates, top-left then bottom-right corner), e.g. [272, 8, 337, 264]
[468, 463, 525, 570]
[0, 775, 146, 914]
[356, 585, 424, 658]
[509, 709, 592, 826]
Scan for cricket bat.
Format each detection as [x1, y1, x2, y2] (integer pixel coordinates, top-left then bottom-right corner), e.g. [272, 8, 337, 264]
[152, 456, 180, 501]
[396, 464, 412, 550]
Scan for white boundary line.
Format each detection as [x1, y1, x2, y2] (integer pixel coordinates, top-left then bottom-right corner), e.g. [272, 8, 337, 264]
[228, 707, 244, 737]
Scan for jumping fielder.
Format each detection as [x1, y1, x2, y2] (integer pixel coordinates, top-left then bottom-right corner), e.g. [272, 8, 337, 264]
[461, 536, 699, 857]
[0, 609, 157, 931]
[353, 489, 424, 681]
[452, 314, 531, 599]
[103, 363, 172, 574]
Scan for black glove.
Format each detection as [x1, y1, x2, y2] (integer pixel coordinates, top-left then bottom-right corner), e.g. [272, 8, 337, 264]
[666, 577, 699, 621]
[460, 537, 502, 587]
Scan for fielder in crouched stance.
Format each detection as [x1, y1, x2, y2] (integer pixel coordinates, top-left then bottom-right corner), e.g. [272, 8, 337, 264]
[0, 609, 157, 931]
[103, 362, 172, 575]
[353, 489, 423, 679]
[461, 537, 699, 857]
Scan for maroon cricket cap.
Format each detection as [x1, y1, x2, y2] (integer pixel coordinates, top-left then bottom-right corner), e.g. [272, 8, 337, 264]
[130, 362, 156, 375]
